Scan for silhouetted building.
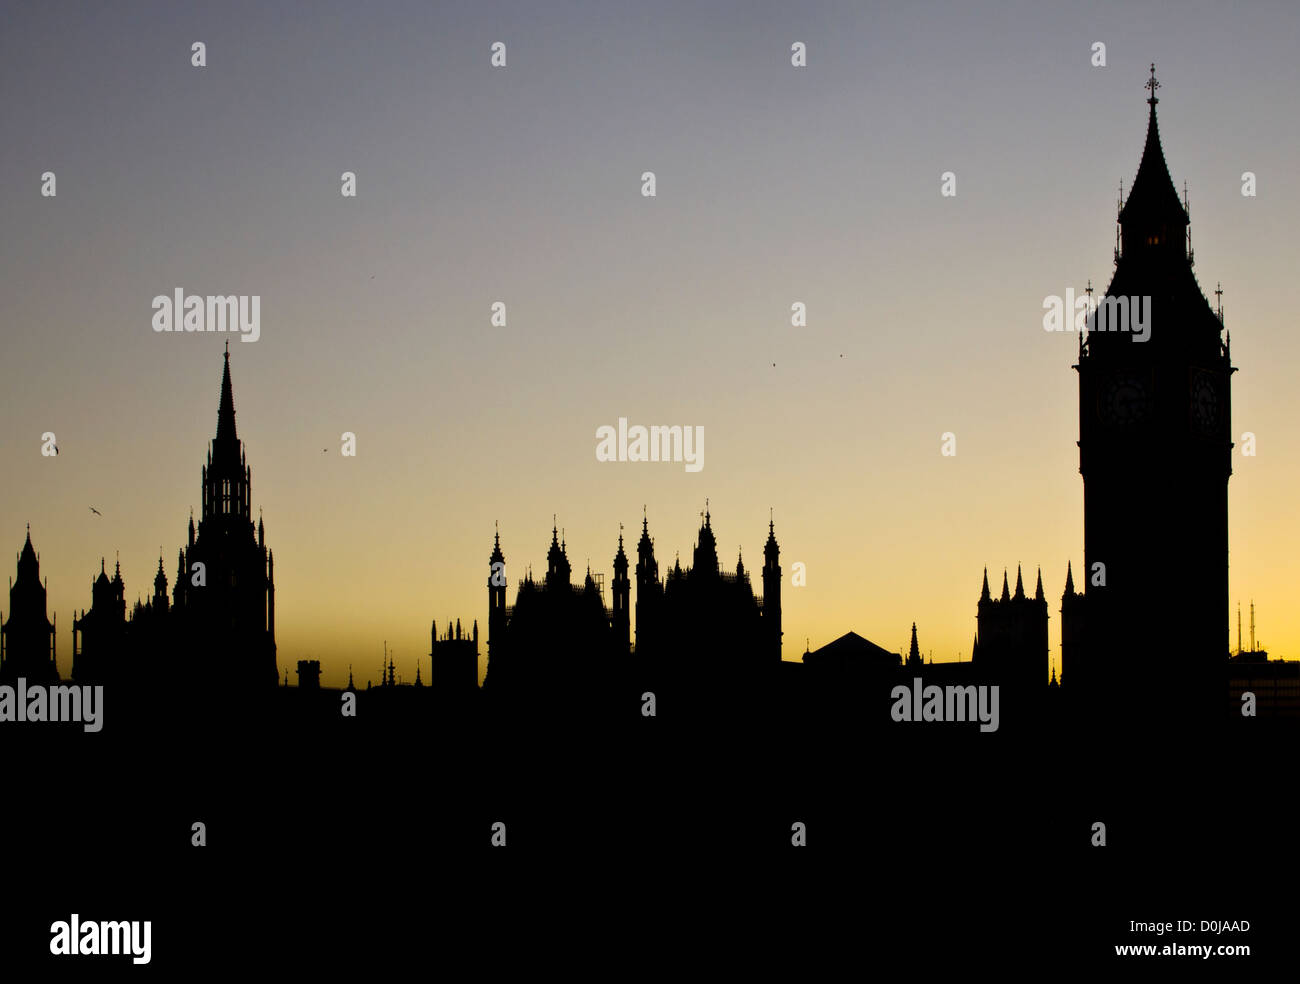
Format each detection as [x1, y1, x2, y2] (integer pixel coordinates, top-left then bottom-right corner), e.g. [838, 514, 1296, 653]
[1067, 67, 1232, 723]
[1057, 560, 1082, 690]
[0, 527, 59, 684]
[480, 506, 780, 714]
[71, 558, 126, 683]
[973, 565, 1048, 697]
[483, 523, 617, 703]
[633, 505, 781, 690]
[296, 660, 322, 689]
[802, 631, 900, 675]
[67, 349, 277, 695]
[430, 617, 478, 697]
[171, 346, 278, 690]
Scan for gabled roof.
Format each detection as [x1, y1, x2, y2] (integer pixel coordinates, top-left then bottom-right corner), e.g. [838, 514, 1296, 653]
[803, 631, 899, 667]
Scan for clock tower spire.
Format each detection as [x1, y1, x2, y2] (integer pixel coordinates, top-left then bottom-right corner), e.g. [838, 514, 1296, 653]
[1071, 67, 1232, 728]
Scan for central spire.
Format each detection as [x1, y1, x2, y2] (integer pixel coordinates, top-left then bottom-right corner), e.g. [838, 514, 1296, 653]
[215, 345, 238, 446]
[1119, 62, 1189, 236]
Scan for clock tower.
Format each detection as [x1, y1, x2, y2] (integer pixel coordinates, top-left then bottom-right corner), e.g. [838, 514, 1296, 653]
[1071, 67, 1233, 726]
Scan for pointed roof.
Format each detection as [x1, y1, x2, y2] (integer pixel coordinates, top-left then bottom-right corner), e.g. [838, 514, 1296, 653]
[1119, 64, 1189, 228]
[698, 501, 716, 546]
[1013, 564, 1025, 600]
[908, 622, 920, 662]
[801, 630, 900, 668]
[980, 566, 990, 601]
[1034, 567, 1044, 602]
[490, 522, 505, 565]
[1000, 569, 1010, 602]
[215, 345, 238, 445]
[613, 526, 628, 574]
[18, 527, 37, 569]
[1064, 560, 1075, 595]
[637, 507, 654, 555]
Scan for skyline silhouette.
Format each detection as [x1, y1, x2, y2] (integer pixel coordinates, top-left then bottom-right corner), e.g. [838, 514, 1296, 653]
[5, 9, 1300, 688]
[4, 6, 1298, 971]
[5, 70, 1296, 713]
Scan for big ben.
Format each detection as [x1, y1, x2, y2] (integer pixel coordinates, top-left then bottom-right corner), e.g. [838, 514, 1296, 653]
[1069, 66, 1233, 727]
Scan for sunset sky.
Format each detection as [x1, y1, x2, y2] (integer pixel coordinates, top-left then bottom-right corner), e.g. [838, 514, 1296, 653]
[3, 1, 1298, 687]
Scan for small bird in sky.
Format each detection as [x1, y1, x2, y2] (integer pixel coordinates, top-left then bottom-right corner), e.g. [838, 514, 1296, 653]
[89, 507, 102, 516]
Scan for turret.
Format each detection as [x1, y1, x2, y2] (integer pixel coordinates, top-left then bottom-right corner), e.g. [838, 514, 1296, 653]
[612, 528, 631, 654]
[761, 511, 782, 661]
[487, 524, 507, 670]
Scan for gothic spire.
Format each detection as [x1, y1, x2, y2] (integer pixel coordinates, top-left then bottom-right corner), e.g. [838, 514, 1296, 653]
[1000, 569, 1010, 602]
[764, 510, 779, 564]
[1034, 566, 1044, 602]
[613, 525, 629, 577]
[1119, 63, 1189, 232]
[980, 566, 990, 602]
[1013, 564, 1025, 601]
[1064, 560, 1075, 595]
[215, 345, 238, 445]
[490, 521, 505, 565]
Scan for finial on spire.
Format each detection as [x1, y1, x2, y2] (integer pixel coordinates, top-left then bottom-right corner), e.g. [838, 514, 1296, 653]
[1146, 63, 1160, 106]
[225, 338, 230, 357]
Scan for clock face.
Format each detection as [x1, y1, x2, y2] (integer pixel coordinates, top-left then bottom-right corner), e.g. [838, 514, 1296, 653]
[1099, 371, 1151, 427]
[1190, 370, 1223, 435]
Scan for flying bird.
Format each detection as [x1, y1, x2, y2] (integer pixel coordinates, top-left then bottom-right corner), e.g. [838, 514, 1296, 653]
[89, 507, 101, 516]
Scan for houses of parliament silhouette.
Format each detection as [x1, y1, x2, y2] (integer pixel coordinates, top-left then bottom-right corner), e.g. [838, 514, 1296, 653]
[1, 343, 277, 706]
[3, 69, 1296, 728]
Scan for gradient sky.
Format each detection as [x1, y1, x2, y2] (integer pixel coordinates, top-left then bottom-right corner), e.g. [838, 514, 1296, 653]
[3, 1, 1298, 687]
